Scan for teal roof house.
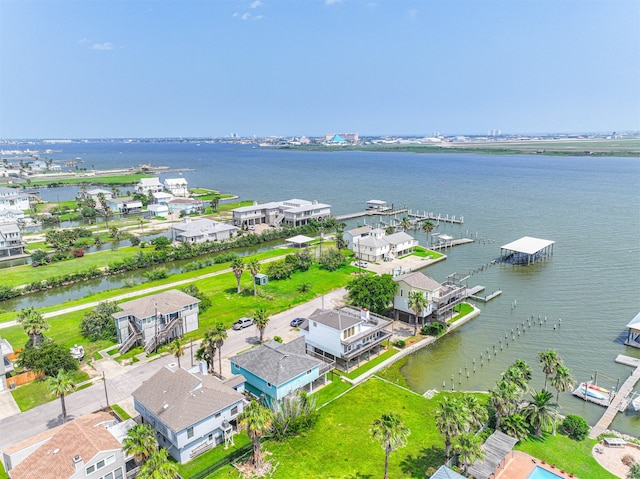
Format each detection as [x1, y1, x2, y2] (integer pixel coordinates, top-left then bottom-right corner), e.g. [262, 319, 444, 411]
[230, 337, 331, 405]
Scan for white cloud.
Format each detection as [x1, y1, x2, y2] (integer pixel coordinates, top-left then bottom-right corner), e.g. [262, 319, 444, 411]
[92, 42, 114, 51]
[242, 13, 251, 20]
[249, 0, 262, 8]
[253, 14, 263, 20]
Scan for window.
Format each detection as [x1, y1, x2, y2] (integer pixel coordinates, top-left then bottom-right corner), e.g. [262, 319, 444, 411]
[231, 405, 238, 415]
[187, 427, 194, 438]
[96, 459, 105, 469]
[313, 321, 317, 327]
[214, 412, 221, 418]
[105, 455, 115, 466]
[86, 465, 95, 474]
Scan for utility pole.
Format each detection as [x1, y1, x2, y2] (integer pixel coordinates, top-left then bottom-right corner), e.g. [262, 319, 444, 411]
[102, 371, 109, 407]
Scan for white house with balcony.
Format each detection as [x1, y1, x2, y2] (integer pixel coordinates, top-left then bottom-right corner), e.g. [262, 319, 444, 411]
[112, 290, 200, 355]
[347, 226, 418, 262]
[393, 272, 469, 325]
[0, 187, 29, 212]
[164, 178, 189, 197]
[172, 218, 238, 244]
[232, 198, 331, 229]
[0, 223, 26, 259]
[136, 177, 163, 196]
[132, 364, 246, 464]
[300, 306, 393, 372]
[0, 337, 14, 392]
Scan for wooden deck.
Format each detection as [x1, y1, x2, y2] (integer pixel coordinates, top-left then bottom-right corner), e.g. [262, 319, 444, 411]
[334, 208, 408, 221]
[589, 355, 640, 438]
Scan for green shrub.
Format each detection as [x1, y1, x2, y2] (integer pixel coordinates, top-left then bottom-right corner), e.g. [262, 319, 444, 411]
[560, 414, 589, 441]
[394, 339, 406, 348]
[421, 322, 446, 336]
[273, 336, 283, 343]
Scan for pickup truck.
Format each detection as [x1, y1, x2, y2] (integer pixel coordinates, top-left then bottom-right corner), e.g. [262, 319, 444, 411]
[232, 317, 254, 330]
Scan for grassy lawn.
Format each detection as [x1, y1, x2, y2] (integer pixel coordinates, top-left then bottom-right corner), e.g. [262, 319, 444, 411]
[0, 462, 7, 479]
[516, 433, 618, 479]
[335, 347, 398, 380]
[28, 173, 152, 187]
[413, 247, 444, 260]
[448, 302, 474, 323]
[11, 370, 90, 412]
[177, 431, 251, 479]
[375, 355, 411, 389]
[209, 378, 466, 478]
[312, 375, 354, 407]
[111, 404, 131, 420]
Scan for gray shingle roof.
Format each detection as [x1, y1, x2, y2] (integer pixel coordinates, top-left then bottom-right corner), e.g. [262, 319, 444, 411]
[385, 231, 415, 244]
[232, 337, 322, 387]
[308, 309, 362, 331]
[132, 367, 244, 433]
[393, 271, 442, 291]
[430, 466, 467, 479]
[112, 290, 199, 320]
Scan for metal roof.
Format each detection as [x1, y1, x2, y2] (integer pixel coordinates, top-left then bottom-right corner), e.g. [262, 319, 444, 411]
[501, 236, 555, 255]
[468, 431, 518, 479]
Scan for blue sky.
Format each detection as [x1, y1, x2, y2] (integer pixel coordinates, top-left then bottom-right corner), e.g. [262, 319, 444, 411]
[1, 0, 638, 138]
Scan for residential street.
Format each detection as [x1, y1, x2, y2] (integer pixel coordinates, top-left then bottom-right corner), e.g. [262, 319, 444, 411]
[0, 287, 348, 452]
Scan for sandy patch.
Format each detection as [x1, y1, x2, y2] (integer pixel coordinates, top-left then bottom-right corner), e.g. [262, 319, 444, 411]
[593, 442, 640, 479]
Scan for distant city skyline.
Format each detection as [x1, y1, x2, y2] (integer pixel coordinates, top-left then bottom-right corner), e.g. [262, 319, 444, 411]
[1, 0, 638, 139]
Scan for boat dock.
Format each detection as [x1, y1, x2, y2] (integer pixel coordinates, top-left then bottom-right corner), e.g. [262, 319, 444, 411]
[407, 210, 464, 225]
[335, 207, 408, 221]
[430, 238, 475, 250]
[588, 355, 640, 438]
[467, 286, 503, 302]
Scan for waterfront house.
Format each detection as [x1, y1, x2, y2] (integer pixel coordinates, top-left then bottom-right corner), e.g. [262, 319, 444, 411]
[300, 307, 393, 372]
[393, 272, 468, 324]
[348, 227, 418, 262]
[113, 290, 200, 354]
[172, 218, 238, 244]
[0, 223, 26, 259]
[136, 177, 163, 196]
[107, 197, 143, 215]
[0, 209, 24, 224]
[78, 188, 112, 206]
[230, 337, 330, 405]
[152, 191, 174, 205]
[164, 178, 189, 197]
[132, 364, 246, 464]
[167, 198, 204, 216]
[0, 337, 14, 392]
[232, 198, 331, 228]
[0, 187, 29, 212]
[2, 411, 137, 479]
[146, 203, 169, 218]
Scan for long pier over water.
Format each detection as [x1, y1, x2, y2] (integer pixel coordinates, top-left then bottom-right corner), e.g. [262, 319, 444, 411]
[588, 355, 640, 438]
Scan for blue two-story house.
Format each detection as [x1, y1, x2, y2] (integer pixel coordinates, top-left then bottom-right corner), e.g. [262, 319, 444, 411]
[230, 337, 331, 405]
[132, 364, 246, 464]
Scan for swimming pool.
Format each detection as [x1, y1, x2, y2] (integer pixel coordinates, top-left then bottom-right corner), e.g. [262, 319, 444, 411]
[527, 466, 564, 479]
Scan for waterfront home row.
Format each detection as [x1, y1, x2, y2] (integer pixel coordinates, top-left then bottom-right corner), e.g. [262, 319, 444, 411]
[344, 225, 418, 262]
[232, 198, 331, 228]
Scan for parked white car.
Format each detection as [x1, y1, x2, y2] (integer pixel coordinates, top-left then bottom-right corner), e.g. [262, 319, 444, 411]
[232, 317, 254, 330]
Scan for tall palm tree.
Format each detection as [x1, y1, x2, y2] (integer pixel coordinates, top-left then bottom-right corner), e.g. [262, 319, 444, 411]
[538, 350, 561, 389]
[96, 192, 110, 230]
[422, 221, 434, 247]
[254, 308, 270, 344]
[435, 396, 470, 463]
[502, 364, 529, 392]
[453, 432, 485, 474]
[513, 359, 533, 382]
[212, 323, 228, 377]
[400, 216, 411, 231]
[370, 412, 411, 479]
[550, 364, 574, 435]
[238, 400, 273, 470]
[247, 259, 261, 296]
[196, 331, 216, 374]
[500, 413, 530, 442]
[522, 388, 556, 437]
[168, 338, 185, 369]
[490, 380, 520, 430]
[46, 369, 76, 423]
[123, 423, 157, 465]
[231, 258, 245, 294]
[17, 307, 49, 346]
[407, 290, 428, 336]
[137, 448, 178, 479]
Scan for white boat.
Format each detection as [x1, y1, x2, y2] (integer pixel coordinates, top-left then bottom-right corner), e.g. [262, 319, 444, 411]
[630, 395, 640, 412]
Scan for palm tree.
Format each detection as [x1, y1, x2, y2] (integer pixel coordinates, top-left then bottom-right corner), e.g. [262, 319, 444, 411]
[111, 186, 120, 198]
[46, 369, 76, 423]
[385, 226, 395, 235]
[453, 432, 485, 474]
[422, 220, 434, 247]
[247, 259, 261, 296]
[123, 423, 157, 465]
[370, 412, 411, 479]
[550, 364, 574, 435]
[196, 331, 217, 373]
[238, 400, 273, 470]
[407, 290, 428, 336]
[210, 195, 220, 212]
[168, 338, 185, 369]
[502, 364, 529, 392]
[538, 350, 561, 389]
[400, 216, 411, 231]
[254, 308, 270, 343]
[97, 192, 110, 230]
[490, 380, 520, 430]
[212, 323, 228, 377]
[522, 388, 556, 437]
[17, 307, 49, 346]
[500, 413, 530, 442]
[231, 258, 245, 294]
[513, 359, 533, 382]
[435, 396, 470, 463]
[462, 395, 488, 430]
[137, 448, 178, 479]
